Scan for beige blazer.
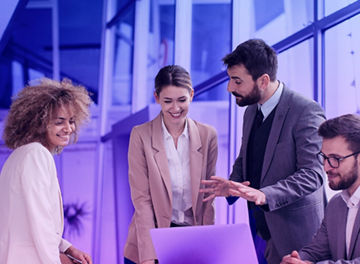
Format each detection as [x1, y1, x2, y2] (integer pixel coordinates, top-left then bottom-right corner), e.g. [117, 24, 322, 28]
[124, 114, 218, 263]
[0, 142, 71, 264]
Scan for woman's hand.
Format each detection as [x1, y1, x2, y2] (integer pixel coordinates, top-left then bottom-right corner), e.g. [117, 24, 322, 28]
[65, 246, 92, 264]
[60, 253, 73, 264]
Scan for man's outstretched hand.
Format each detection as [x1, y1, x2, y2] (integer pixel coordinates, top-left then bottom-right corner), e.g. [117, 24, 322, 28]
[200, 176, 266, 205]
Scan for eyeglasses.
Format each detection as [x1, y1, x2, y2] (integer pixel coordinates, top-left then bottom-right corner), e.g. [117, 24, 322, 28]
[317, 150, 360, 168]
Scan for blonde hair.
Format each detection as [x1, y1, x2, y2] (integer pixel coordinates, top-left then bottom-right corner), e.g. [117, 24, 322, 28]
[3, 78, 92, 152]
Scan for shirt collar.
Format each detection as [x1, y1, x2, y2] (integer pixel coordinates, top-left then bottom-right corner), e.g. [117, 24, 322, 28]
[341, 185, 360, 208]
[258, 81, 283, 119]
[161, 116, 189, 140]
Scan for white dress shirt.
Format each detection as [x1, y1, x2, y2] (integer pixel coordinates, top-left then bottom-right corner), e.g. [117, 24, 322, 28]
[257, 81, 283, 121]
[341, 185, 360, 257]
[162, 119, 193, 225]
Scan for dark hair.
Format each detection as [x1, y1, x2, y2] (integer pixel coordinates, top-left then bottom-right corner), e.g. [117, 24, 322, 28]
[3, 78, 92, 152]
[318, 114, 360, 152]
[222, 39, 278, 81]
[154, 65, 193, 95]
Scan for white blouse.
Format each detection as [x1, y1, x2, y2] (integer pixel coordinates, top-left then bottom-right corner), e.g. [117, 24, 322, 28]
[162, 119, 193, 225]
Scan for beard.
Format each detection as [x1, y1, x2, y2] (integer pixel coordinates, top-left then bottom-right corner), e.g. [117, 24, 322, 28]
[328, 159, 358, 191]
[233, 83, 261, 107]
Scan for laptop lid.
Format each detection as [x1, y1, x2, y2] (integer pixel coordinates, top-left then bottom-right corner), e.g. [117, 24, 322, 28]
[150, 223, 257, 264]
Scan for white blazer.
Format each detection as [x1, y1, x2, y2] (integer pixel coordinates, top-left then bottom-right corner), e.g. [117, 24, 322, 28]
[0, 142, 71, 264]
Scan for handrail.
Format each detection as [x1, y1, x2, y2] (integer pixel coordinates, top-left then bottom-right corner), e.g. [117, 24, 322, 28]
[194, 70, 228, 97]
[106, 0, 136, 29]
[0, 0, 29, 56]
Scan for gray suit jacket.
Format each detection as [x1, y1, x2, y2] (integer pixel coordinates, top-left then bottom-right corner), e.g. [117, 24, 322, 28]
[229, 86, 326, 260]
[299, 193, 360, 263]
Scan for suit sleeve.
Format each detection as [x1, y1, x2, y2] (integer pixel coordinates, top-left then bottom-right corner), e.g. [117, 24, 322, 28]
[298, 214, 332, 262]
[299, 199, 360, 264]
[299, 220, 360, 264]
[315, 258, 360, 263]
[128, 127, 157, 262]
[260, 102, 325, 211]
[227, 140, 246, 205]
[202, 127, 218, 224]
[20, 148, 62, 264]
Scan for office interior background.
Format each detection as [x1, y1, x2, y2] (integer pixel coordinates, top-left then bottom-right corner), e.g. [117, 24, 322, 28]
[0, 0, 360, 263]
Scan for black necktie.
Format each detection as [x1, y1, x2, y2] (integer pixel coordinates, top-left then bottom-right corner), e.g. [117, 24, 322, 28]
[255, 108, 264, 128]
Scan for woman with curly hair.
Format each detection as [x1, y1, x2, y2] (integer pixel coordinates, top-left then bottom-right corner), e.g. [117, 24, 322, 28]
[0, 78, 93, 264]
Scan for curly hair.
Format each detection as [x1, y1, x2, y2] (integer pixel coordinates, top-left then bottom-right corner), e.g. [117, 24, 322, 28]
[3, 78, 92, 152]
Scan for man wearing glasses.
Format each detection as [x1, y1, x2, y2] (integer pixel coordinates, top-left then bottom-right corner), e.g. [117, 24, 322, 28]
[281, 114, 360, 264]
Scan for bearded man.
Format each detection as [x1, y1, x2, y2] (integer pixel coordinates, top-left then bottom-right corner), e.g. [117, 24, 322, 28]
[281, 114, 360, 264]
[201, 39, 326, 264]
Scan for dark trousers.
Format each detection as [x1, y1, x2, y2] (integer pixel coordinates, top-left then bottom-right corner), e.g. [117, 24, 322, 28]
[249, 208, 268, 264]
[124, 223, 184, 264]
[124, 257, 136, 264]
[249, 210, 282, 264]
[124, 257, 159, 264]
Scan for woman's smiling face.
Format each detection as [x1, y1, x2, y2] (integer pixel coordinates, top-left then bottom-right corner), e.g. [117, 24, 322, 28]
[46, 105, 76, 152]
[155, 85, 193, 128]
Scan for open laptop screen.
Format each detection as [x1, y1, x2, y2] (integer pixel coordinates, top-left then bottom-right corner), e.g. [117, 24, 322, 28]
[150, 223, 257, 264]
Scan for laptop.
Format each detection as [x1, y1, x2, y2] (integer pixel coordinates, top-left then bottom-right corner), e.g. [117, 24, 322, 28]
[150, 223, 258, 264]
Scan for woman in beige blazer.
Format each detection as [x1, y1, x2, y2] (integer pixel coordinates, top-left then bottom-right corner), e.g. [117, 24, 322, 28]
[0, 78, 92, 264]
[124, 65, 218, 264]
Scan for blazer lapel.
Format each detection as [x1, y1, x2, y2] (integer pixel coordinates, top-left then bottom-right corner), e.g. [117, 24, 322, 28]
[188, 118, 203, 220]
[261, 88, 290, 182]
[349, 206, 360, 258]
[152, 114, 173, 204]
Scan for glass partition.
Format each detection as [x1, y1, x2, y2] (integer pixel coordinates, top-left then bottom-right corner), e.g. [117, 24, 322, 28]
[324, 0, 358, 17]
[59, 0, 102, 103]
[324, 13, 360, 118]
[147, 0, 175, 103]
[191, 0, 231, 101]
[14, 8, 53, 69]
[112, 3, 135, 106]
[11, 61, 24, 97]
[252, 0, 314, 45]
[277, 38, 314, 100]
[0, 7, 53, 108]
